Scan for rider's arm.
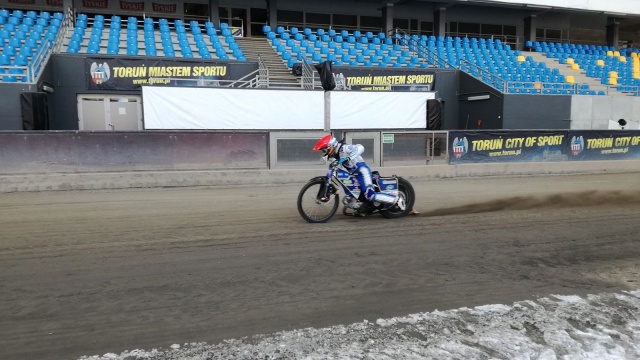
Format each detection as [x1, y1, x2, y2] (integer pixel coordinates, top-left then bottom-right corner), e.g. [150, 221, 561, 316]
[338, 144, 364, 168]
[341, 144, 364, 161]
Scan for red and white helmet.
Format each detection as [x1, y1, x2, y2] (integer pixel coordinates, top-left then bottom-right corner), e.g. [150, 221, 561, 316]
[313, 134, 339, 156]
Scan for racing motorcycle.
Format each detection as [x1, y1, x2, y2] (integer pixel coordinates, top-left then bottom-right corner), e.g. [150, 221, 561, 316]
[297, 159, 416, 223]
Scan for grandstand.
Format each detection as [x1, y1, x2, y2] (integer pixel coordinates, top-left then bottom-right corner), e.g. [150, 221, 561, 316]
[1, 0, 640, 131]
[265, 25, 640, 96]
[530, 40, 640, 95]
[64, 14, 246, 60]
[0, 9, 63, 83]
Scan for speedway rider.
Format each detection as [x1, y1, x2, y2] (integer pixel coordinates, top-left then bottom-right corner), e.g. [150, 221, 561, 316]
[313, 134, 401, 209]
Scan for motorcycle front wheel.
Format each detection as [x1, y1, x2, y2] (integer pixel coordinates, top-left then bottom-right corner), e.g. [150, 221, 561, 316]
[297, 179, 339, 223]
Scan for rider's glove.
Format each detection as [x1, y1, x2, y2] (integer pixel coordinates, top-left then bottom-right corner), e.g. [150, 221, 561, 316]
[338, 158, 348, 165]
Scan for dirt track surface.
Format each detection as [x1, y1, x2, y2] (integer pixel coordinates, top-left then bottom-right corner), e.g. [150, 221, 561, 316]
[1, 173, 639, 360]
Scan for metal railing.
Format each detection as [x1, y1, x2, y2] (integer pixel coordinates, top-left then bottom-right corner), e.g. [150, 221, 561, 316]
[534, 37, 609, 47]
[148, 76, 258, 88]
[53, 7, 74, 54]
[300, 60, 320, 90]
[257, 54, 270, 88]
[615, 85, 640, 96]
[0, 7, 71, 84]
[225, 69, 260, 88]
[147, 56, 262, 88]
[343, 130, 450, 166]
[391, 28, 456, 70]
[276, 22, 382, 34]
[0, 64, 30, 83]
[446, 32, 522, 50]
[459, 59, 506, 92]
[503, 81, 639, 96]
[380, 131, 450, 166]
[28, 41, 51, 81]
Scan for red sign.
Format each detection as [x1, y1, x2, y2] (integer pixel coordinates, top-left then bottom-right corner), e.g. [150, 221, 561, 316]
[82, 0, 109, 8]
[120, 0, 144, 11]
[152, 2, 176, 13]
[9, 0, 36, 4]
[46, 0, 64, 5]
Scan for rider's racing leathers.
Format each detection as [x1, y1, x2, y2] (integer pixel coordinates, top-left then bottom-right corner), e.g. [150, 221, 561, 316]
[335, 143, 396, 206]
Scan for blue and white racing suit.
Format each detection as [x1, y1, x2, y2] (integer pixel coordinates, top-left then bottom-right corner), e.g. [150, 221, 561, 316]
[337, 143, 396, 206]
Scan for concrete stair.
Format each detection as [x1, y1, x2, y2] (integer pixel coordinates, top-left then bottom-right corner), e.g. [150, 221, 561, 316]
[528, 52, 630, 96]
[235, 37, 301, 88]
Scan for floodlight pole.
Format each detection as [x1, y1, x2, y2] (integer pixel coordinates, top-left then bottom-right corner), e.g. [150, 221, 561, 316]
[324, 91, 331, 132]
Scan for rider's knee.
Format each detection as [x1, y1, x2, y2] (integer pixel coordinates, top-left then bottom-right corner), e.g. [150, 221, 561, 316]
[365, 187, 375, 200]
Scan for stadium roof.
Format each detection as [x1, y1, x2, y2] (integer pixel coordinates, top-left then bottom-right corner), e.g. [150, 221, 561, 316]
[396, 0, 640, 16]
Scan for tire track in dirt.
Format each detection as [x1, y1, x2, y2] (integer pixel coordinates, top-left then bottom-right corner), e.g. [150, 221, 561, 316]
[422, 190, 640, 217]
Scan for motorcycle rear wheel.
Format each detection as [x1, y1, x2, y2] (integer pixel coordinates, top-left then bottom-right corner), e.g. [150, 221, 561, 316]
[380, 177, 415, 219]
[297, 179, 340, 223]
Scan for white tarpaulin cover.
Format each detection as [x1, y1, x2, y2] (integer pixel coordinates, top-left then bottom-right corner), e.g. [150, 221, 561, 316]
[142, 87, 325, 130]
[329, 91, 434, 129]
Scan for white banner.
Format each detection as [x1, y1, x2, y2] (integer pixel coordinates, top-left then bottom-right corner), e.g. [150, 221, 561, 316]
[143, 87, 435, 130]
[142, 87, 325, 130]
[329, 91, 434, 129]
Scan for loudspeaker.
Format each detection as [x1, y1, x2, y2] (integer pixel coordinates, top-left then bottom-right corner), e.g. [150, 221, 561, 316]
[21, 92, 49, 130]
[426, 98, 443, 130]
[292, 63, 303, 77]
[313, 61, 336, 91]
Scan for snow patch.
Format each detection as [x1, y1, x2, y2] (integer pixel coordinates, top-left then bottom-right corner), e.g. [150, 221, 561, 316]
[78, 290, 640, 360]
[551, 294, 586, 303]
[473, 303, 512, 314]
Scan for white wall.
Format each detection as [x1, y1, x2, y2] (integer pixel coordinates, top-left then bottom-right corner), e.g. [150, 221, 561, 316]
[571, 96, 640, 130]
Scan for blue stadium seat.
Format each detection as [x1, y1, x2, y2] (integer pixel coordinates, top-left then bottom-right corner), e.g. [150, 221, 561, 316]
[0, 53, 10, 66]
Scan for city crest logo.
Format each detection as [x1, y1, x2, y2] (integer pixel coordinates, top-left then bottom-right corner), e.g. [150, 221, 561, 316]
[452, 137, 469, 158]
[570, 136, 584, 155]
[90, 62, 111, 85]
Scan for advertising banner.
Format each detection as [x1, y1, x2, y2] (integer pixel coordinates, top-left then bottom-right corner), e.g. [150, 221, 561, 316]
[567, 131, 640, 161]
[82, 0, 109, 8]
[332, 67, 435, 92]
[0, 0, 64, 11]
[119, 0, 144, 11]
[75, 0, 182, 15]
[151, 2, 176, 13]
[4, 0, 63, 7]
[9, 0, 36, 4]
[85, 58, 257, 90]
[449, 131, 568, 164]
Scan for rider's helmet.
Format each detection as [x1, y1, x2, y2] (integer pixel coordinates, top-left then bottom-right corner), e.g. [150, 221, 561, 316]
[313, 134, 339, 156]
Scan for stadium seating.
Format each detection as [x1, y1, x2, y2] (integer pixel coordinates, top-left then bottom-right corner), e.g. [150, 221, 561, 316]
[396, 33, 604, 95]
[264, 25, 595, 95]
[65, 14, 246, 61]
[264, 25, 426, 69]
[0, 9, 63, 82]
[528, 40, 640, 96]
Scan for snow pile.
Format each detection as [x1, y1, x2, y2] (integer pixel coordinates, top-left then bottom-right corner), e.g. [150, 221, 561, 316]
[79, 290, 640, 360]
